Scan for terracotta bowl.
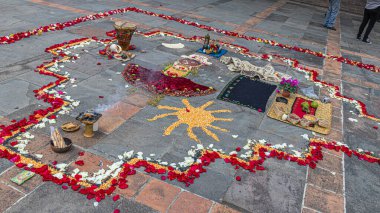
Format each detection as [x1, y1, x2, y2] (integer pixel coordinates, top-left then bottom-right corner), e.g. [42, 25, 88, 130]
[50, 138, 72, 153]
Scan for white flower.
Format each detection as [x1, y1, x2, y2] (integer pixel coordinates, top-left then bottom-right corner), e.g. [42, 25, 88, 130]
[35, 154, 43, 159]
[72, 101, 80, 107]
[208, 144, 214, 148]
[79, 172, 89, 179]
[182, 157, 194, 167]
[56, 163, 68, 171]
[232, 135, 238, 138]
[53, 173, 64, 179]
[196, 144, 204, 150]
[258, 139, 266, 144]
[187, 149, 196, 157]
[123, 150, 134, 159]
[23, 132, 35, 139]
[94, 202, 98, 207]
[71, 168, 80, 176]
[48, 119, 56, 124]
[292, 150, 302, 157]
[301, 134, 309, 140]
[229, 151, 237, 155]
[348, 118, 358, 122]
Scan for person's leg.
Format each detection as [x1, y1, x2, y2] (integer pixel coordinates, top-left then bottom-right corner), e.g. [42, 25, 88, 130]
[363, 9, 378, 41]
[325, 0, 341, 28]
[358, 9, 371, 38]
[324, 0, 333, 27]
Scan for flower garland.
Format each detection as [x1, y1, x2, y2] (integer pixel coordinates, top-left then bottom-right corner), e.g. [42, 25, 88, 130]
[0, 29, 378, 207]
[0, 7, 378, 73]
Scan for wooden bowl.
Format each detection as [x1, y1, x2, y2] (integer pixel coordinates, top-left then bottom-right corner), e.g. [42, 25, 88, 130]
[50, 138, 72, 153]
[61, 122, 80, 132]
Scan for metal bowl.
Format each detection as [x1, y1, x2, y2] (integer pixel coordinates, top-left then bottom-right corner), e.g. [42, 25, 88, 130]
[50, 138, 72, 153]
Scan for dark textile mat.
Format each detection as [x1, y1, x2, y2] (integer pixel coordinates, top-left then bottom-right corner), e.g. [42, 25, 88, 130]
[217, 75, 277, 112]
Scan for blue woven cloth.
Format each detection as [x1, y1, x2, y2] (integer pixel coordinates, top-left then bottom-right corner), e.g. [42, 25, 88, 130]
[196, 48, 228, 58]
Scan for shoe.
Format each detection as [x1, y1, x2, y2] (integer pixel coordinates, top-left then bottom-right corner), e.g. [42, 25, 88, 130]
[326, 26, 337, 31]
[362, 38, 372, 44]
[356, 35, 361, 40]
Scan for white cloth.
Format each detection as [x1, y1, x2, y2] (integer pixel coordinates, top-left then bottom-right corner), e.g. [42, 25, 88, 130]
[220, 56, 291, 83]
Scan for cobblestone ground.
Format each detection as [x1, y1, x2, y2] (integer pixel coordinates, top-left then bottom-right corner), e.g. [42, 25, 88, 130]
[0, 0, 379, 213]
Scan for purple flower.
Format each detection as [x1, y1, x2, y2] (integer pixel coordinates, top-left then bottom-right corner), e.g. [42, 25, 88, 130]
[292, 79, 299, 86]
[286, 79, 291, 84]
[276, 89, 280, 93]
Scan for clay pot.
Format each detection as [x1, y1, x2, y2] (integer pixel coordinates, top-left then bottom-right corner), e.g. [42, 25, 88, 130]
[282, 90, 290, 98]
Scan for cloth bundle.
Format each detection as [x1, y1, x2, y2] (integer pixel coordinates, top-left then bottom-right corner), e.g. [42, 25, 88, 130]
[220, 56, 291, 83]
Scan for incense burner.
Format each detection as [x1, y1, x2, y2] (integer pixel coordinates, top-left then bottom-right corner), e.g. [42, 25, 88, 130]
[76, 111, 102, 138]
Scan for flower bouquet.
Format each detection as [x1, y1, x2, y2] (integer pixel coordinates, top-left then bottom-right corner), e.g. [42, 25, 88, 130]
[279, 78, 298, 97]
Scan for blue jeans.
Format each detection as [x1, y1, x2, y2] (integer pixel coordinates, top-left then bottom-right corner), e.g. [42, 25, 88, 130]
[324, 0, 340, 27]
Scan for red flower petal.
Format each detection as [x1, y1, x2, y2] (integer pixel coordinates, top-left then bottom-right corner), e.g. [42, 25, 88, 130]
[161, 176, 167, 181]
[235, 176, 241, 181]
[258, 108, 262, 112]
[99, 96, 104, 99]
[112, 194, 120, 202]
[75, 160, 84, 166]
[373, 126, 378, 130]
[118, 183, 128, 189]
[97, 62, 101, 65]
[114, 209, 120, 213]
[71, 185, 81, 191]
[52, 161, 58, 165]
[236, 147, 241, 152]
[10, 141, 18, 146]
[78, 151, 85, 156]
[62, 185, 68, 190]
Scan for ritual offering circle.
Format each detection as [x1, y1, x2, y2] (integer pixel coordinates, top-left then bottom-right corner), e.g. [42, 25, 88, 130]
[114, 21, 136, 51]
[50, 138, 72, 153]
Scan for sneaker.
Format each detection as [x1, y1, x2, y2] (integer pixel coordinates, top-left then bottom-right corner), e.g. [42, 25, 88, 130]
[326, 26, 337, 31]
[356, 35, 361, 40]
[362, 38, 372, 44]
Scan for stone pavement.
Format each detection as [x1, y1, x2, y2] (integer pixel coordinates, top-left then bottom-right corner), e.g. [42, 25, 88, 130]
[0, 0, 379, 213]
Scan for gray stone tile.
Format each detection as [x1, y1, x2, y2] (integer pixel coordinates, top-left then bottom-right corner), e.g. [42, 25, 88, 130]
[266, 13, 289, 23]
[345, 157, 380, 213]
[0, 159, 13, 174]
[6, 182, 158, 213]
[223, 159, 306, 213]
[0, 79, 41, 114]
